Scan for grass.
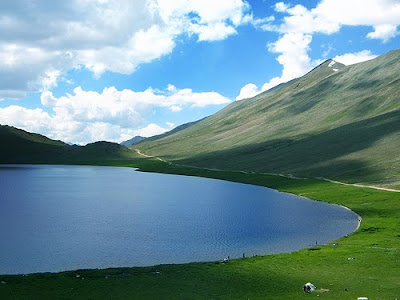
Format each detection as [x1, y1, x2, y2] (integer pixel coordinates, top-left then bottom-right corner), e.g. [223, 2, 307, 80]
[0, 125, 137, 165]
[1, 158, 399, 299]
[136, 49, 400, 188]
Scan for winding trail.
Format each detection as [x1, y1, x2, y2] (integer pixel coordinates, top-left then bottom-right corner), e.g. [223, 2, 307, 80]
[134, 149, 171, 164]
[316, 177, 400, 193]
[134, 149, 400, 193]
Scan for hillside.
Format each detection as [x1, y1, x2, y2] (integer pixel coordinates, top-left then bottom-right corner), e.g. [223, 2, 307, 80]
[120, 136, 145, 147]
[136, 49, 400, 188]
[0, 125, 134, 164]
[0, 125, 70, 163]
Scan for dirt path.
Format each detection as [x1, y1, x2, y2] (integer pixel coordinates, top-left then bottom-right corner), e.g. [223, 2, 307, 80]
[317, 177, 400, 193]
[134, 149, 400, 193]
[134, 149, 171, 164]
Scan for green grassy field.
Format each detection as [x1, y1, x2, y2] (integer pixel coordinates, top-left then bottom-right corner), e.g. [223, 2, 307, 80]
[1, 158, 399, 299]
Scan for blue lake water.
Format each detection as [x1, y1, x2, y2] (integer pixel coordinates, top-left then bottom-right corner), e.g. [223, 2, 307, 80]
[0, 164, 359, 274]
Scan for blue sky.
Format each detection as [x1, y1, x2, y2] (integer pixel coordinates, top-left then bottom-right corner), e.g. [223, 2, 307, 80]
[0, 0, 399, 144]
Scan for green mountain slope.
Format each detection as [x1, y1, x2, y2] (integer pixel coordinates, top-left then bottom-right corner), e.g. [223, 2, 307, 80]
[120, 136, 145, 147]
[0, 125, 70, 163]
[0, 125, 134, 164]
[137, 49, 400, 188]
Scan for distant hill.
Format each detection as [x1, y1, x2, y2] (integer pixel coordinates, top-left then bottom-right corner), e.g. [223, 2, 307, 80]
[141, 119, 202, 143]
[0, 125, 134, 164]
[120, 121, 202, 147]
[74, 141, 132, 161]
[120, 136, 145, 147]
[136, 49, 400, 188]
[0, 125, 70, 163]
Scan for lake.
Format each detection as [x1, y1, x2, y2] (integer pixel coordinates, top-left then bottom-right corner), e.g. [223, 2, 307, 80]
[0, 165, 358, 274]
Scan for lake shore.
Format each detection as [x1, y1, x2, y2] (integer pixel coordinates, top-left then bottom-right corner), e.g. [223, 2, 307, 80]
[0, 164, 359, 275]
[0, 158, 399, 299]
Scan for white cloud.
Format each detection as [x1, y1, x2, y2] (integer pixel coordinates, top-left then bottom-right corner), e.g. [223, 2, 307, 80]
[236, 0, 400, 98]
[169, 105, 182, 112]
[246, 32, 317, 94]
[333, 50, 377, 65]
[40, 70, 62, 91]
[236, 83, 260, 101]
[154, 0, 251, 26]
[1, 85, 230, 144]
[0, 90, 27, 100]
[261, 77, 286, 92]
[267, 32, 313, 82]
[191, 22, 237, 42]
[166, 121, 175, 128]
[367, 24, 399, 43]
[274, 2, 289, 13]
[133, 123, 170, 138]
[0, 106, 52, 134]
[117, 121, 173, 146]
[0, 44, 73, 99]
[0, 0, 251, 99]
[164, 85, 231, 107]
[313, 0, 400, 30]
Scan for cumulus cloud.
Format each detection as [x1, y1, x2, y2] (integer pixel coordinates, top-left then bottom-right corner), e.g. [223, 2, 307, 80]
[274, 2, 289, 13]
[236, 83, 260, 101]
[367, 24, 399, 43]
[0, 85, 230, 144]
[0, 106, 53, 134]
[264, 32, 313, 89]
[333, 50, 377, 65]
[0, 0, 251, 99]
[164, 85, 231, 108]
[132, 123, 171, 138]
[236, 0, 400, 99]
[190, 22, 237, 42]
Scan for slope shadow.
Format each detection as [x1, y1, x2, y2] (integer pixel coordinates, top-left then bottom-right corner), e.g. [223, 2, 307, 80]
[177, 109, 400, 181]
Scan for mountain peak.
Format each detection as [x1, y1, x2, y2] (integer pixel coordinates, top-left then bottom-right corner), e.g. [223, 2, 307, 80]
[135, 48, 400, 187]
[326, 59, 345, 72]
[318, 59, 345, 71]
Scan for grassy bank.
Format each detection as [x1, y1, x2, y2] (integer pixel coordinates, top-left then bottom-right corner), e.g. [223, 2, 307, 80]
[1, 158, 399, 299]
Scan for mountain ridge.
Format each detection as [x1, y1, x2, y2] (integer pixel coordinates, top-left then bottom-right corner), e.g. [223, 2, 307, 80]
[136, 49, 400, 188]
[0, 125, 133, 164]
[1, 49, 399, 187]
[120, 136, 145, 147]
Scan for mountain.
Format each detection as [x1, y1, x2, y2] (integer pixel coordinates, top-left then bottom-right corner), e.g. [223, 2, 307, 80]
[120, 120, 202, 147]
[0, 125, 133, 164]
[136, 49, 400, 188]
[74, 141, 132, 161]
[0, 125, 70, 163]
[144, 119, 203, 143]
[121, 136, 145, 147]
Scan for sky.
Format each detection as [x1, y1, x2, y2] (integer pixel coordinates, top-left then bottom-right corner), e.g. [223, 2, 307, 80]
[0, 0, 399, 145]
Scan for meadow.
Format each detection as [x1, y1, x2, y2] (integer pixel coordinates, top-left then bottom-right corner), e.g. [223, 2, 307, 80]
[1, 158, 399, 299]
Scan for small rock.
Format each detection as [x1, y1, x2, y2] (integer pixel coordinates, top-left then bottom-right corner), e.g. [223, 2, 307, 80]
[1, 281, 6, 285]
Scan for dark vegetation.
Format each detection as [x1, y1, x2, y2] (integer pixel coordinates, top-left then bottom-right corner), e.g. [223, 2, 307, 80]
[0, 125, 135, 164]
